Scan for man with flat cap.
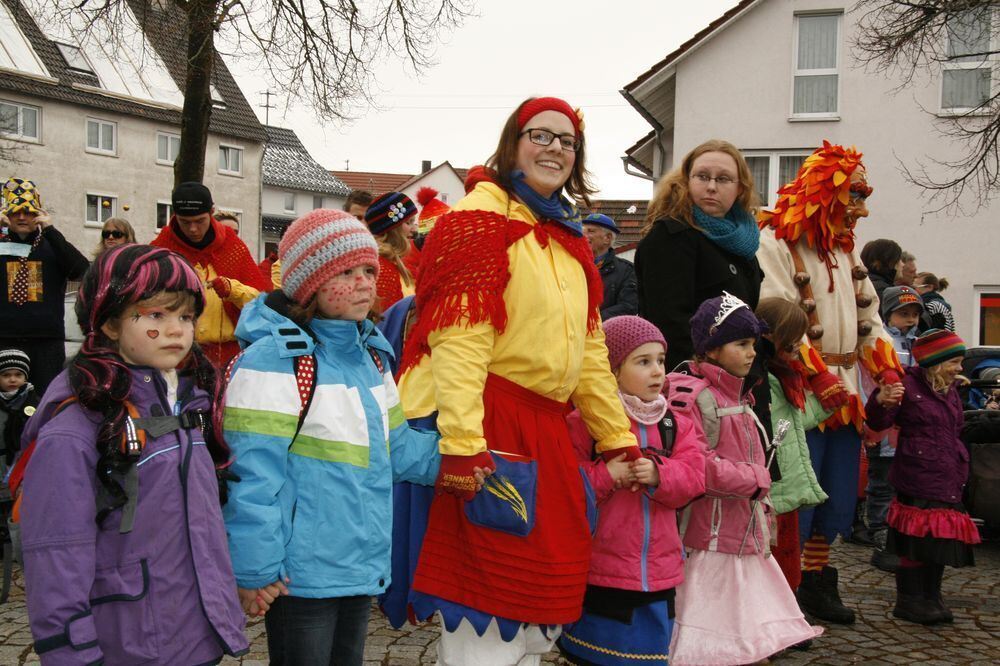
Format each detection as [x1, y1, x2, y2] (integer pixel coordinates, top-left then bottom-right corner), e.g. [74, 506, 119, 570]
[583, 213, 637, 319]
[152, 182, 268, 367]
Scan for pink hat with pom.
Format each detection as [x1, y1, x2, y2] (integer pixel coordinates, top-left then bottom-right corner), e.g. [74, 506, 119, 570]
[279, 209, 379, 304]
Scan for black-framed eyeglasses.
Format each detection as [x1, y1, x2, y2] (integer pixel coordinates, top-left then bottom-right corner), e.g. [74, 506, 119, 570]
[102, 230, 125, 239]
[690, 173, 737, 187]
[520, 128, 581, 152]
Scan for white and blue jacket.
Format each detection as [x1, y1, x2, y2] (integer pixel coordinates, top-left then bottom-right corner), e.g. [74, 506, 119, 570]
[872, 324, 919, 457]
[222, 295, 440, 598]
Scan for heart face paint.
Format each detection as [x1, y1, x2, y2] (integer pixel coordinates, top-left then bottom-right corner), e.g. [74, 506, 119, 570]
[315, 264, 377, 320]
[106, 293, 197, 370]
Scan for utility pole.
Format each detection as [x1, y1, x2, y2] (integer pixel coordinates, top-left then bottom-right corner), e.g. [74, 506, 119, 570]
[259, 90, 275, 126]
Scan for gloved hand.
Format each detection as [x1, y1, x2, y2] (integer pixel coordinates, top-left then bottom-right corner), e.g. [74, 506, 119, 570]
[436, 451, 494, 501]
[210, 276, 232, 299]
[877, 369, 902, 386]
[808, 370, 850, 411]
[601, 445, 642, 463]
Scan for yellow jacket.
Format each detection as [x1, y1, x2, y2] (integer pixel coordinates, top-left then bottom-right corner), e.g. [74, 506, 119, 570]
[193, 262, 260, 344]
[398, 182, 635, 456]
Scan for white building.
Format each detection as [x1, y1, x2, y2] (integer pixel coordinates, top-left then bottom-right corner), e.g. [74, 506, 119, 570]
[261, 125, 351, 256]
[621, 0, 1000, 346]
[0, 0, 266, 256]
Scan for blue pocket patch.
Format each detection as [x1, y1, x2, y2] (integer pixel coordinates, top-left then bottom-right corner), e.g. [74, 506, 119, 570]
[464, 452, 537, 537]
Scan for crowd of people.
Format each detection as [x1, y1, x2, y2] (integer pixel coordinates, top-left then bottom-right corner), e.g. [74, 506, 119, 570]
[1, 96, 995, 666]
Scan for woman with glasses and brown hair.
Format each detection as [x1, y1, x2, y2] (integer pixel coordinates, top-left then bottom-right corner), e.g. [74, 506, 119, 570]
[92, 217, 136, 257]
[635, 140, 764, 372]
[394, 97, 638, 664]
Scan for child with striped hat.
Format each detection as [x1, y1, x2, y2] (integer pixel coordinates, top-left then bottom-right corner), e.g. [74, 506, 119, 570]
[866, 328, 980, 625]
[222, 209, 466, 664]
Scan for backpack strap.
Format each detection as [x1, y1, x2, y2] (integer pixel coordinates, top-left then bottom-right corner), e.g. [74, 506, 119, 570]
[290, 354, 318, 444]
[693, 389, 722, 450]
[655, 409, 676, 457]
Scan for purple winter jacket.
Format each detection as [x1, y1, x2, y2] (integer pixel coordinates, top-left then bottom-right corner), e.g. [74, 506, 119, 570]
[20, 368, 248, 665]
[865, 365, 968, 504]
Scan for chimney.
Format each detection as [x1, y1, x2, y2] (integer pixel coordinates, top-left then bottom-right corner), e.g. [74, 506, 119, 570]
[421, 160, 432, 173]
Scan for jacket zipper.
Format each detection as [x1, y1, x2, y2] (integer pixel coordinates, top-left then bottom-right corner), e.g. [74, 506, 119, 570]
[639, 425, 650, 592]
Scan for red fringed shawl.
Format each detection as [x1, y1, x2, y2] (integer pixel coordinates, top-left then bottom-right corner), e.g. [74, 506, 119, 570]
[152, 217, 269, 325]
[376, 256, 407, 310]
[399, 195, 603, 376]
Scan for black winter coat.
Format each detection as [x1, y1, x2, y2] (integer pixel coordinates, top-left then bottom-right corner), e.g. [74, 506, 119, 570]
[635, 218, 764, 370]
[1, 385, 40, 465]
[598, 252, 638, 320]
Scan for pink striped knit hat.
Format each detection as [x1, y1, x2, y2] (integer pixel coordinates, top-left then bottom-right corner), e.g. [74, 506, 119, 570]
[279, 209, 379, 304]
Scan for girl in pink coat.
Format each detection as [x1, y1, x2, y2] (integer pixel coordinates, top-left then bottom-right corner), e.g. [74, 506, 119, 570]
[559, 316, 705, 665]
[668, 293, 822, 665]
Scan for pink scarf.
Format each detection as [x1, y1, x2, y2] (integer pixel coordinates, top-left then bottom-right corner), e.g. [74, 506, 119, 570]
[619, 391, 667, 425]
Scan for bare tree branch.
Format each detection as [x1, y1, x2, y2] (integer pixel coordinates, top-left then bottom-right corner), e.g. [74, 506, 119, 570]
[852, 0, 1000, 210]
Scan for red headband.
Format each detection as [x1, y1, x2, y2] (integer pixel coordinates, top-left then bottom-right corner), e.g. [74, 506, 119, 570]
[517, 97, 581, 136]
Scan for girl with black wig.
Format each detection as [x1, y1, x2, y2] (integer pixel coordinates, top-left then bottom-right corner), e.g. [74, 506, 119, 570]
[19, 244, 249, 665]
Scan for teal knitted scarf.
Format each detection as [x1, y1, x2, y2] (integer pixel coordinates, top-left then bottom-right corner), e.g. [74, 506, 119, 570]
[691, 205, 760, 259]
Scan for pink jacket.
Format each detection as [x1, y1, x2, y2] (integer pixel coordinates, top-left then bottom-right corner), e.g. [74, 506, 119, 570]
[667, 362, 772, 556]
[568, 403, 705, 592]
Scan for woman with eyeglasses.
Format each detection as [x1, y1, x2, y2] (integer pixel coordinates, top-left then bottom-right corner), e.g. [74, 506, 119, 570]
[393, 97, 639, 664]
[635, 140, 765, 372]
[93, 217, 136, 257]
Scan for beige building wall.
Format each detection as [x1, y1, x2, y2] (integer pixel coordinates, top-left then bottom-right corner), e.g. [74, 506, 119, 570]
[1, 92, 263, 258]
[662, 0, 998, 345]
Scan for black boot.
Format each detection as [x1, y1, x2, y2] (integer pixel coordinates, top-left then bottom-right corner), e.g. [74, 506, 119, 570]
[922, 564, 953, 623]
[893, 567, 940, 624]
[870, 529, 900, 573]
[796, 566, 856, 624]
[846, 500, 873, 546]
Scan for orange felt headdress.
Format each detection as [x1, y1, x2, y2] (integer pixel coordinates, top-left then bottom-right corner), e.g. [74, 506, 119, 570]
[758, 141, 871, 263]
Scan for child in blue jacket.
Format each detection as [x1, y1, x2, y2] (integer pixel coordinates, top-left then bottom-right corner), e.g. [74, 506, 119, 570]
[223, 210, 454, 666]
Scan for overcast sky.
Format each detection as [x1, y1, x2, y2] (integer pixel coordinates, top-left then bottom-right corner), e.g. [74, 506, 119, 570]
[231, 1, 737, 200]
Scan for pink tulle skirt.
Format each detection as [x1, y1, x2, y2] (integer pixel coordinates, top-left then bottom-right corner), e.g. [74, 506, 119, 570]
[669, 550, 822, 665]
[887, 499, 981, 544]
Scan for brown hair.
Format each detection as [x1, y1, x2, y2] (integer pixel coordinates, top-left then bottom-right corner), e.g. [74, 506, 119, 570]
[755, 298, 808, 352]
[916, 271, 949, 292]
[486, 97, 596, 207]
[860, 239, 902, 274]
[643, 139, 760, 235]
[93, 217, 137, 257]
[344, 190, 374, 211]
[286, 294, 318, 327]
[377, 226, 413, 286]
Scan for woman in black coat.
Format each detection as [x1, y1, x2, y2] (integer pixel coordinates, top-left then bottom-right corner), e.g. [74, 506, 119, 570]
[636, 139, 764, 371]
[860, 238, 903, 312]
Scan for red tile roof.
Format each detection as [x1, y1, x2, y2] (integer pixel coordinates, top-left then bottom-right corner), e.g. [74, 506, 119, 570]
[588, 199, 649, 252]
[329, 171, 413, 195]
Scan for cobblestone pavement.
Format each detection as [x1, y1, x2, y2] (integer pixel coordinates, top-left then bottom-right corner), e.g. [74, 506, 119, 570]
[3, 539, 998, 664]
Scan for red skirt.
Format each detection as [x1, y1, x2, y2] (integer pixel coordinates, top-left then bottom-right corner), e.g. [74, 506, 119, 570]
[412, 373, 592, 625]
[887, 499, 981, 544]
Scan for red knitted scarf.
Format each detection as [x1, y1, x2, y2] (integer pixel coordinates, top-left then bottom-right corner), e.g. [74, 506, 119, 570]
[151, 217, 268, 325]
[399, 183, 603, 375]
[376, 255, 406, 310]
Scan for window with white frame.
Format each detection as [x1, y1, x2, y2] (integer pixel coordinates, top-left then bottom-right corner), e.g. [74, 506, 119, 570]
[86, 118, 116, 155]
[792, 13, 841, 117]
[283, 192, 296, 214]
[218, 144, 243, 175]
[156, 201, 172, 229]
[942, 8, 993, 111]
[742, 151, 811, 207]
[156, 132, 180, 164]
[86, 193, 116, 226]
[0, 99, 40, 141]
[313, 195, 324, 210]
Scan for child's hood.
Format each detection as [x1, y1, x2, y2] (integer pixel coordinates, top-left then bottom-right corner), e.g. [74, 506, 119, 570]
[20, 372, 76, 448]
[235, 292, 316, 358]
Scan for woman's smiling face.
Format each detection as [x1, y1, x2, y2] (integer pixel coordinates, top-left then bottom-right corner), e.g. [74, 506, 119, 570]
[515, 110, 576, 198]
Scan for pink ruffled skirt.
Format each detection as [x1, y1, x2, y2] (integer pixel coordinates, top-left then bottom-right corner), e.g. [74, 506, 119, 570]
[669, 549, 822, 665]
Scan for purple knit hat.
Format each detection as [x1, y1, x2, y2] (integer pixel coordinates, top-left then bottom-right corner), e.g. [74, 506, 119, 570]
[690, 292, 768, 355]
[603, 315, 667, 370]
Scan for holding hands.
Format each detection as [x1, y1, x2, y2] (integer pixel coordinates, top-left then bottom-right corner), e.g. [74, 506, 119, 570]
[605, 452, 660, 491]
[238, 577, 290, 617]
[876, 382, 905, 407]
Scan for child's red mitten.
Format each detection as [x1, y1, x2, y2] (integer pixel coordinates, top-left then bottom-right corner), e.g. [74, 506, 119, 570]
[601, 445, 642, 463]
[210, 276, 232, 299]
